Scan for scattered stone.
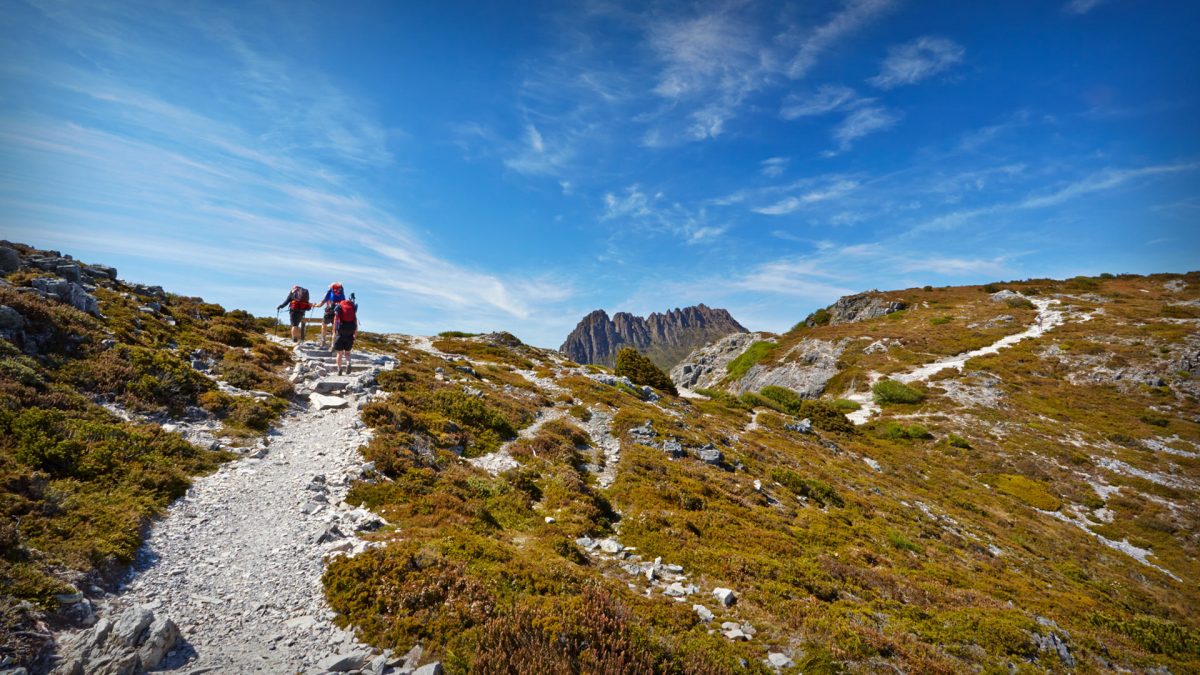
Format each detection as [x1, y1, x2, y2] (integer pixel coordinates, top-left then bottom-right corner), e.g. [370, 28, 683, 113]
[784, 418, 812, 434]
[696, 445, 723, 465]
[314, 380, 347, 394]
[766, 652, 795, 669]
[989, 289, 1022, 303]
[662, 438, 685, 458]
[310, 393, 349, 410]
[544, 516, 556, 524]
[712, 588, 736, 607]
[693, 604, 714, 623]
[598, 539, 623, 554]
[317, 650, 370, 672]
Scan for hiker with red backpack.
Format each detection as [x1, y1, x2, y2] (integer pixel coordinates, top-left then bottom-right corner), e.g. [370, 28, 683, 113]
[314, 282, 346, 349]
[332, 293, 358, 375]
[276, 285, 312, 343]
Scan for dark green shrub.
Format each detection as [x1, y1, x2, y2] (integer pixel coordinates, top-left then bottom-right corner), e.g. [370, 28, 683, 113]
[1005, 297, 1036, 310]
[872, 379, 924, 405]
[831, 398, 861, 412]
[439, 330, 480, 338]
[614, 348, 677, 396]
[804, 308, 832, 327]
[947, 433, 971, 449]
[874, 422, 931, 440]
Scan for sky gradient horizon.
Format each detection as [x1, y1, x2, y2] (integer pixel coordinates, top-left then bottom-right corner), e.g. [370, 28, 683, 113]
[2, 0, 1198, 347]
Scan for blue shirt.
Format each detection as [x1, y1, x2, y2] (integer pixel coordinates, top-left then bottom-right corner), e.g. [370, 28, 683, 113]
[323, 289, 345, 304]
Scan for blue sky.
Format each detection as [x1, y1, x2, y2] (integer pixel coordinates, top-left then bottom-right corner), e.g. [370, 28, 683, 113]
[1, 0, 1197, 347]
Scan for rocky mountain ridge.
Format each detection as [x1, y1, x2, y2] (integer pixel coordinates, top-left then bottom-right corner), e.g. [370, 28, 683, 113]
[559, 303, 747, 370]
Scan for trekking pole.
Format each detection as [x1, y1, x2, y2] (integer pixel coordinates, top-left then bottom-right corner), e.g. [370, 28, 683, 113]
[275, 309, 281, 338]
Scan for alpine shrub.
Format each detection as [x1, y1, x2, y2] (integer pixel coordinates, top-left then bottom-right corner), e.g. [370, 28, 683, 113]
[872, 379, 924, 405]
[614, 348, 677, 396]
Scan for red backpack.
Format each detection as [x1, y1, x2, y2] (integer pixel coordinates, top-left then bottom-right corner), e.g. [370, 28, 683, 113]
[335, 299, 357, 324]
[290, 286, 311, 310]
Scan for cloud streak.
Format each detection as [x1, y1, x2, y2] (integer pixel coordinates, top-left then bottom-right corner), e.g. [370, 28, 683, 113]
[869, 36, 965, 89]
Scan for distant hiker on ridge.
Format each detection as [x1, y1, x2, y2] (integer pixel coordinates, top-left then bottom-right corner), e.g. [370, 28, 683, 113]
[314, 282, 346, 350]
[333, 293, 358, 375]
[276, 285, 312, 343]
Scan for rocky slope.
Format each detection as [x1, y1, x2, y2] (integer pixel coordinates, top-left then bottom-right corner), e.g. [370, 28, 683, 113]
[4, 246, 1199, 674]
[559, 304, 746, 370]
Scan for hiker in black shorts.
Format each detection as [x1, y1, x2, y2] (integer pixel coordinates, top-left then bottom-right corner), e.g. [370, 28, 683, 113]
[332, 295, 358, 375]
[314, 282, 346, 349]
[276, 285, 312, 343]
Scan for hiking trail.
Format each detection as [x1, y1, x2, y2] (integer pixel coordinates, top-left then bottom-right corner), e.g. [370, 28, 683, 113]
[844, 298, 1072, 425]
[53, 340, 419, 674]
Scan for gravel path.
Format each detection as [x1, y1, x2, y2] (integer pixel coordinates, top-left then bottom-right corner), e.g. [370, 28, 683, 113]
[97, 342, 396, 673]
[845, 298, 1067, 425]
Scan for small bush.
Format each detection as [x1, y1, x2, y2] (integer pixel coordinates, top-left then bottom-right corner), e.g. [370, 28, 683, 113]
[872, 379, 924, 405]
[831, 398, 861, 412]
[804, 308, 831, 327]
[929, 316, 952, 326]
[613, 348, 677, 396]
[922, 285, 934, 292]
[874, 422, 931, 440]
[725, 341, 777, 380]
[695, 388, 750, 410]
[947, 433, 971, 449]
[1005, 297, 1036, 310]
[439, 330, 480, 338]
[888, 531, 922, 553]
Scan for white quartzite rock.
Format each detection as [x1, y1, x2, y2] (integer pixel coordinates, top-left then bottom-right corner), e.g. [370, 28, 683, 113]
[712, 587, 736, 607]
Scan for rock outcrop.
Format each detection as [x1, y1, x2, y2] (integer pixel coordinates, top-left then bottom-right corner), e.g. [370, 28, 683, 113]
[734, 338, 847, 397]
[560, 304, 747, 370]
[671, 332, 769, 391]
[811, 291, 906, 326]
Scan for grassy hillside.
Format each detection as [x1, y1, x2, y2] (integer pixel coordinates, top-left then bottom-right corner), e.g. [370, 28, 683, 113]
[0, 243, 293, 665]
[325, 272, 1199, 673]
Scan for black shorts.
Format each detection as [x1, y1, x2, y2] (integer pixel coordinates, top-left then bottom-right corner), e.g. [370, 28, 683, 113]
[333, 332, 355, 351]
[289, 309, 305, 327]
[324, 307, 336, 323]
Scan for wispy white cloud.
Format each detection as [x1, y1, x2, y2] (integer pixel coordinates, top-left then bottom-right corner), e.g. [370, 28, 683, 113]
[832, 106, 901, 149]
[1018, 162, 1198, 208]
[869, 36, 965, 89]
[760, 156, 789, 177]
[600, 184, 729, 244]
[780, 84, 861, 119]
[753, 179, 860, 215]
[1064, 0, 1110, 14]
[784, 0, 897, 78]
[911, 162, 1200, 232]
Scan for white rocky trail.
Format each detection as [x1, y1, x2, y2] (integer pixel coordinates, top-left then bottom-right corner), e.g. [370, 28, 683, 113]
[52, 341, 438, 675]
[845, 298, 1070, 425]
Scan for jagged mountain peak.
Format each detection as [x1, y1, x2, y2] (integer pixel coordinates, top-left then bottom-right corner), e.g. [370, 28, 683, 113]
[560, 304, 747, 370]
